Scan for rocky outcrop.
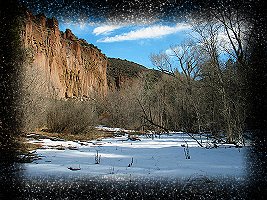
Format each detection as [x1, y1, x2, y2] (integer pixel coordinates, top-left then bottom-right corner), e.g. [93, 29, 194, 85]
[21, 11, 107, 98]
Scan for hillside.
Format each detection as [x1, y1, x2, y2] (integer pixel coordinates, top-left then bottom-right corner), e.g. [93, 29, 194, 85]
[107, 58, 162, 89]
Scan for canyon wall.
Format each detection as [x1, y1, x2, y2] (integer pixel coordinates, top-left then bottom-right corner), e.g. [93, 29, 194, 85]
[21, 11, 108, 99]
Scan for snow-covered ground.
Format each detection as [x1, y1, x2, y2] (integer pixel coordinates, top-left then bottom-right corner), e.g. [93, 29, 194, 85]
[23, 132, 248, 180]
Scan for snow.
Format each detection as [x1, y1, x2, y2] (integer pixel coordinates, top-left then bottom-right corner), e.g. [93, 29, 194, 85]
[23, 133, 248, 180]
[96, 125, 135, 133]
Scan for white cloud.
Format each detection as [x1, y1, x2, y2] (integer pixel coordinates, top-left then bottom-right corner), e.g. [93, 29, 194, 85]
[93, 25, 122, 35]
[97, 23, 191, 43]
[165, 46, 183, 56]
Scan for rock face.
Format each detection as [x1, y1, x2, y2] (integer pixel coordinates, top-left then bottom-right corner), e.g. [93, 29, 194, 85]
[21, 11, 108, 98]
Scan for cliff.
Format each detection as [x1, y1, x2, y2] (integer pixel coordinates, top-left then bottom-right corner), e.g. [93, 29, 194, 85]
[20, 11, 108, 98]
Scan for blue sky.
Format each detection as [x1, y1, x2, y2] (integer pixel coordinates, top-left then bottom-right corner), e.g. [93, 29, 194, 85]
[59, 22, 192, 69]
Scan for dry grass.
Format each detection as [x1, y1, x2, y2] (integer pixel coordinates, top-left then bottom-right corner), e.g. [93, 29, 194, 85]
[19, 138, 43, 153]
[55, 130, 114, 141]
[28, 129, 114, 141]
[21, 128, 145, 153]
[20, 129, 115, 153]
[23, 142, 43, 151]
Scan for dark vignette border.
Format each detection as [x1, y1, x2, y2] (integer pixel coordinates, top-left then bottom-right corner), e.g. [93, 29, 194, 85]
[0, 0, 266, 199]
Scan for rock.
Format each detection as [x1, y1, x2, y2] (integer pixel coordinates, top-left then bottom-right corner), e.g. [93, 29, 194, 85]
[56, 145, 65, 150]
[128, 136, 141, 141]
[78, 142, 88, 146]
[68, 166, 81, 171]
[21, 10, 108, 99]
[68, 146, 79, 150]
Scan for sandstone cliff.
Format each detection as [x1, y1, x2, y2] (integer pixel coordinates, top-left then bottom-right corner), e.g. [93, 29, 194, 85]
[21, 11, 108, 99]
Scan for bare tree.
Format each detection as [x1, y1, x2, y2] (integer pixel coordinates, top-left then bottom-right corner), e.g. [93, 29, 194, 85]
[150, 39, 202, 81]
[209, 5, 252, 66]
[150, 40, 204, 133]
[193, 21, 246, 143]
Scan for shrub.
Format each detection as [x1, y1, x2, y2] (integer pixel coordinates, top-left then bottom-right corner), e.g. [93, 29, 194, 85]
[47, 99, 97, 134]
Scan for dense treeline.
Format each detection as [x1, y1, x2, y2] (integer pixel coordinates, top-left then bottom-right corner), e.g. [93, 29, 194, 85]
[103, 58, 245, 143]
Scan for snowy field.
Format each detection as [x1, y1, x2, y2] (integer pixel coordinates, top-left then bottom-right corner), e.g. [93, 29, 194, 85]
[23, 131, 248, 180]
